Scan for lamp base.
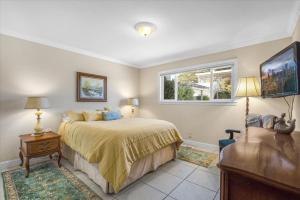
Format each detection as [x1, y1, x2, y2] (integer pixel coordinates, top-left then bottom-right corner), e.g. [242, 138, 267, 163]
[32, 127, 44, 137]
[245, 96, 249, 128]
[31, 132, 44, 137]
[33, 110, 44, 136]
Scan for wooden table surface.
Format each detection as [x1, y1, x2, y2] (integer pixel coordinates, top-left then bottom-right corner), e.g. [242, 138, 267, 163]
[219, 127, 300, 194]
[19, 132, 60, 143]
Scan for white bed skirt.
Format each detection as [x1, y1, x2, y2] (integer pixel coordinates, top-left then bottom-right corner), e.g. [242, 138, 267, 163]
[61, 142, 176, 193]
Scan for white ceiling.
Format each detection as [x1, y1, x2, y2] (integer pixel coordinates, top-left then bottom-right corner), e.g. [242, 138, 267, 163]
[1, 0, 300, 68]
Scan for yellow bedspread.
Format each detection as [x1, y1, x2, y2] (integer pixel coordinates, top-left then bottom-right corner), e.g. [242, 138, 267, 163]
[58, 118, 183, 192]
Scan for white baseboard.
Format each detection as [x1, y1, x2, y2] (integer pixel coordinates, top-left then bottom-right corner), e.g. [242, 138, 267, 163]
[0, 140, 218, 170]
[183, 139, 219, 151]
[0, 157, 49, 171]
[0, 159, 20, 170]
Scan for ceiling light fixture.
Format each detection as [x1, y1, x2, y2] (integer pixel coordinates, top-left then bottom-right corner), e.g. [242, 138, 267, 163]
[134, 22, 157, 37]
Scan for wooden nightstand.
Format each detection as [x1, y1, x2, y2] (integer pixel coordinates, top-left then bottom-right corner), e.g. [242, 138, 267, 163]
[19, 132, 62, 177]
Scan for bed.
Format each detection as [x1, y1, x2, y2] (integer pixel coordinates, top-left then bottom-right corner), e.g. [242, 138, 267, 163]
[58, 117, 183, 193]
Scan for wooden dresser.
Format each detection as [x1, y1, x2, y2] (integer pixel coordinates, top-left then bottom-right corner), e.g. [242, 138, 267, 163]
[219, 127, 300, 200]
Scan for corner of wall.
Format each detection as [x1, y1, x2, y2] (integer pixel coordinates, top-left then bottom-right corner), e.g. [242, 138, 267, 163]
[292, 16, 300, 42]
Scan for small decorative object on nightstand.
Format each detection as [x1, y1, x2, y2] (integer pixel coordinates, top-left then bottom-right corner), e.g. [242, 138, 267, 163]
[24, 96, 50, 136]
[128, 98, 139, 115]
[19, 132, 61, 177]
[274, 113, 296, 134]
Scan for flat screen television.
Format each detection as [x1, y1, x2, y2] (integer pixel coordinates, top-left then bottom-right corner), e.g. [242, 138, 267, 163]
[260, 42, 300, 98]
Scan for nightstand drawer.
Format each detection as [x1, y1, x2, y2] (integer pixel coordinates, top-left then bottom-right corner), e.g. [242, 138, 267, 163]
[28, 139, 58, 154]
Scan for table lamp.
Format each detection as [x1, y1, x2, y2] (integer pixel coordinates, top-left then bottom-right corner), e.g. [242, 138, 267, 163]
[24, 97, 50, 136]
[236, 77, 261, 127]
[128, 98, 139, 115]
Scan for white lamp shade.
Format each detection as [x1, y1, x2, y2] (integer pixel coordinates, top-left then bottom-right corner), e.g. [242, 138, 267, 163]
[128, 98, 139, 107]
[236, 77, 261, 97]
[24, 97, 50, 109]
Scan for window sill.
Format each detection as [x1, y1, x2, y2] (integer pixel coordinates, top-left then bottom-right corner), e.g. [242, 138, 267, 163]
[159, 100, 237, 106]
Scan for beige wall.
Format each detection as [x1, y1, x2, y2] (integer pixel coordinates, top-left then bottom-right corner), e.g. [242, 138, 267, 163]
[0, 35, 139, 162]
[2, 17, 300, 162]
[139, 37, 299, 145]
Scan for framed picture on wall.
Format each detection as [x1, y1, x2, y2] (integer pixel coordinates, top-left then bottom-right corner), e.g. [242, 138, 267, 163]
[77, 72, 107, 102]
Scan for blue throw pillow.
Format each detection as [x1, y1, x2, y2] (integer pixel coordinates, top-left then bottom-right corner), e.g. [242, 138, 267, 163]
[103, 111, 122, 121]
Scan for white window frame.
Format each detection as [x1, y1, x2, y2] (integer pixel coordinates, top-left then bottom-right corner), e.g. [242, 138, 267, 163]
[159, 59, 238, 104]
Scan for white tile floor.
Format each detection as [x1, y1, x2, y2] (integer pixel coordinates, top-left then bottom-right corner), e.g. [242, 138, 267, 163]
[0, 143, 220, 200]
[113, 159, 220, 200]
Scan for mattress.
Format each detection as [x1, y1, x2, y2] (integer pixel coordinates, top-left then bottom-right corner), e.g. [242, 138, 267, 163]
[59, 118, 182, 192]
[62, 142, 176, 193]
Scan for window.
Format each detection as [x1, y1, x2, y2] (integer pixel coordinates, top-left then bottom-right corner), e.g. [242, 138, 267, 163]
[160, 60, 237, 103]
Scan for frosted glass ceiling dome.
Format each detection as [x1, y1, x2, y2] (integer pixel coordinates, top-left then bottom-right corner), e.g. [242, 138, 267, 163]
[134, 22, 157, 37]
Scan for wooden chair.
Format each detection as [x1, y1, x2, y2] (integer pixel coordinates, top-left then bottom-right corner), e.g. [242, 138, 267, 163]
[219, 114, 277, 152]
[219, 129, 241, 152]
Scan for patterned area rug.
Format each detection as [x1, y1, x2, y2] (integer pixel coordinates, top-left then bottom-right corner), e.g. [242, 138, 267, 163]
[177, 145, 218, 168]
[2, 161, 102, 200]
